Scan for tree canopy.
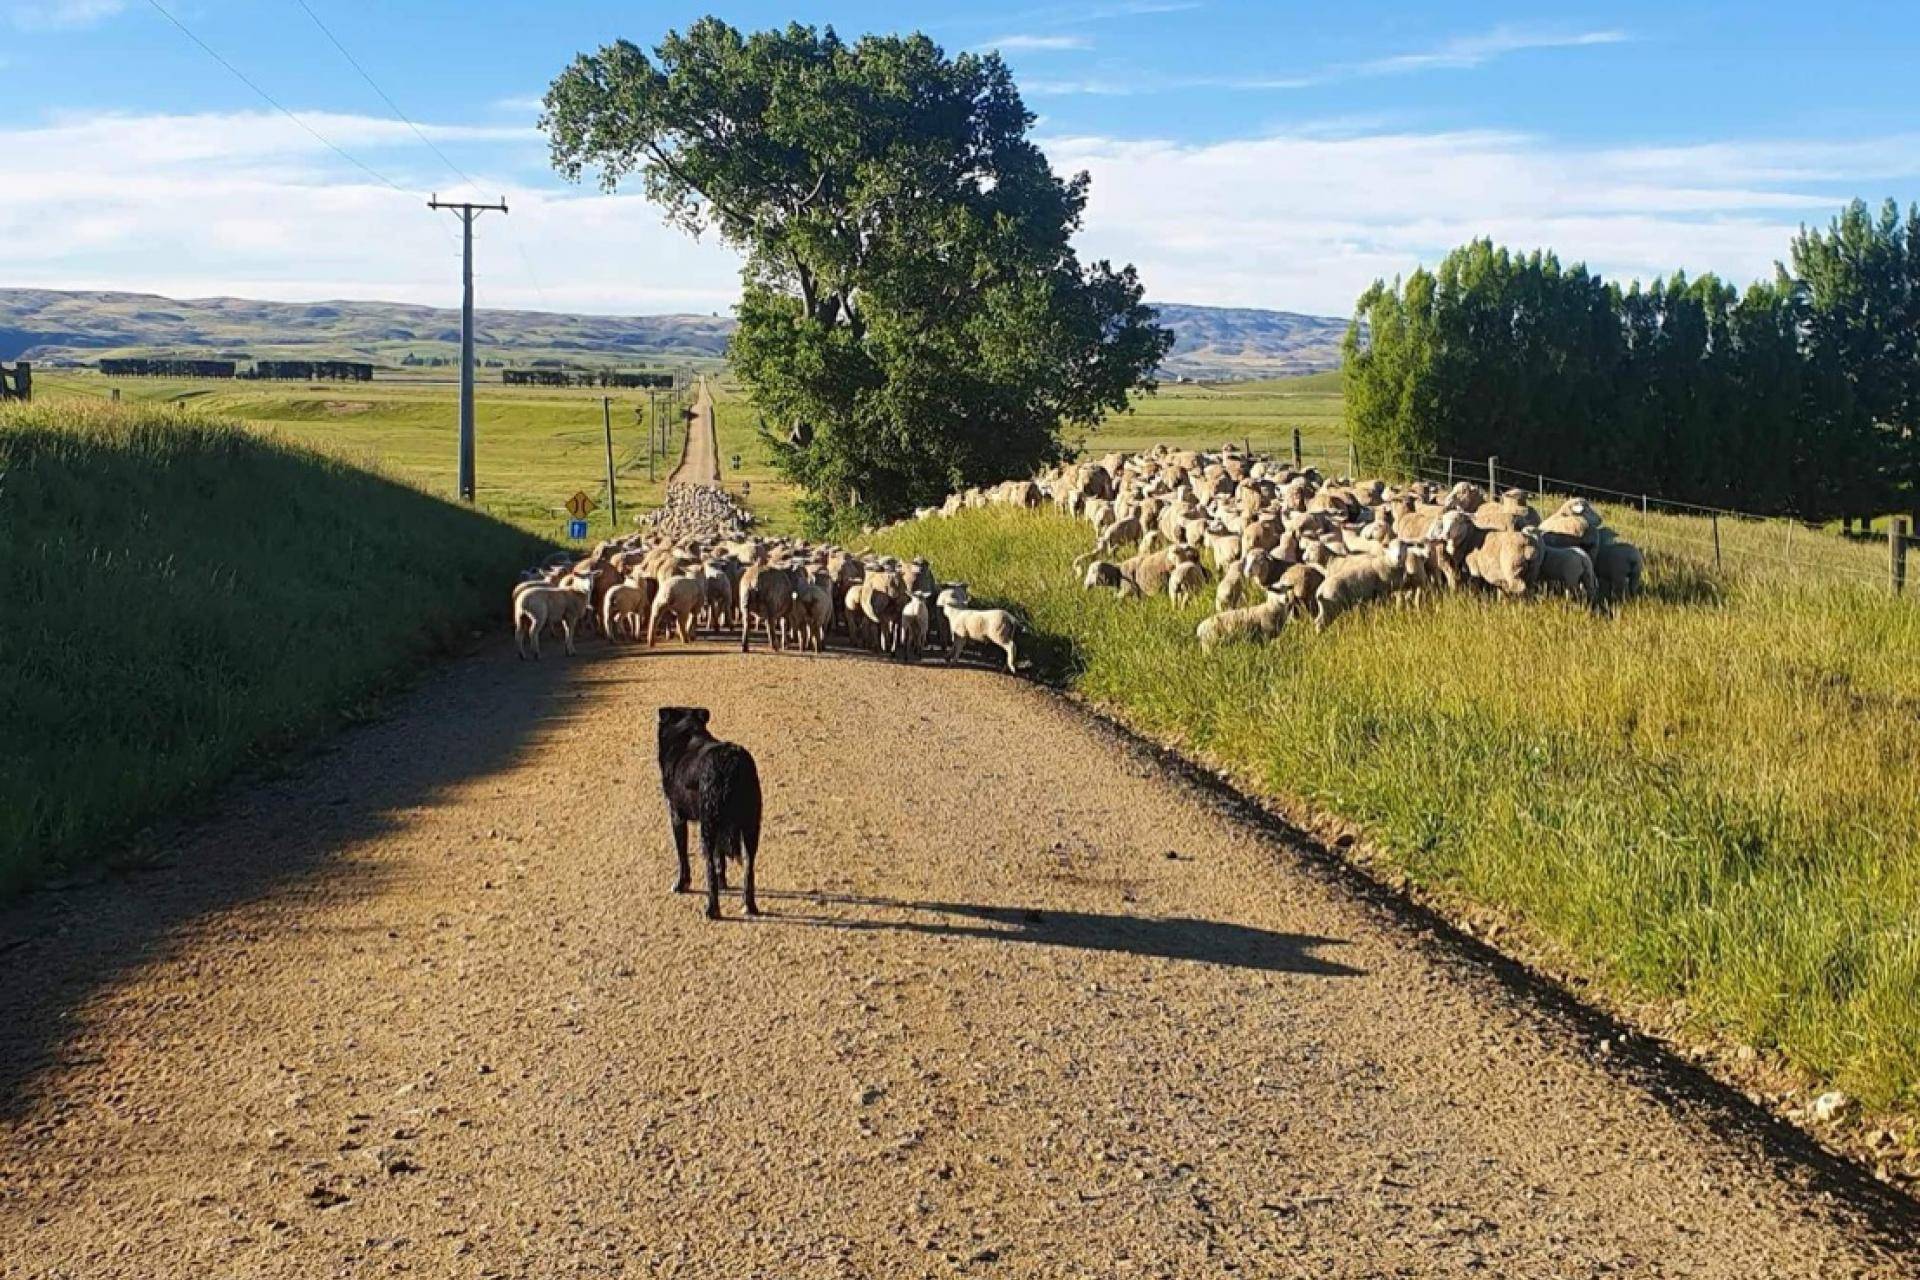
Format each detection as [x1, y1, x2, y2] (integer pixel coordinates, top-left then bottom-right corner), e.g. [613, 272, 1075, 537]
[544, 19, 1170, 532]
[1345, 201, 1920, 523]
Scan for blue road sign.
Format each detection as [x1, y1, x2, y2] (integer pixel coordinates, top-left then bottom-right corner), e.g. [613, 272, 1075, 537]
[567, 519, 589, 540]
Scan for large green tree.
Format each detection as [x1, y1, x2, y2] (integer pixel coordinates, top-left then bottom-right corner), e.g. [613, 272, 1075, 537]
[543, 19, 1171, 532]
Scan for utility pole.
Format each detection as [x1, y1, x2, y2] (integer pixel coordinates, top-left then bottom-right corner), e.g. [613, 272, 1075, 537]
[601, 396, 619, 528]
[428, 195, 508, 502]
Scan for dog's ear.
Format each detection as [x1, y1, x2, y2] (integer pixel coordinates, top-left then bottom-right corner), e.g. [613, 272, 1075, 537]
[694, 708, 711, 727]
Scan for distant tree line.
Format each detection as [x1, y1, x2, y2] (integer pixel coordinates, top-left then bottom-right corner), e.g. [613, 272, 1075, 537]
[1345, 199, 1920, 523]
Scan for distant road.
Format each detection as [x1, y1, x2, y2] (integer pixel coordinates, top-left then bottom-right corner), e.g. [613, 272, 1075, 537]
[667, 376, 721, 486]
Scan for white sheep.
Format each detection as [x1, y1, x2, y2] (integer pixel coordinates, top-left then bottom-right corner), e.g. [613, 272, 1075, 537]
[1196, 587, 1290, 651]
[942, 600, 1020, 674]
[514, 572, 593, 659]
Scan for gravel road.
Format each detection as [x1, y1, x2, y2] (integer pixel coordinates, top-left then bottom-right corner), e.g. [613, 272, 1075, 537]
[666, 378, 720, 488]
[2, 644, 1913, 1277]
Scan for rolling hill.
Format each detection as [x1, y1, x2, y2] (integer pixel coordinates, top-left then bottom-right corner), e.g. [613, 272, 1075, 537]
[0, 288, 1347, 381]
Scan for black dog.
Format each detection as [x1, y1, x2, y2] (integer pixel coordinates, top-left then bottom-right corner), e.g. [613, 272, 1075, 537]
[656, 707, 762, 919]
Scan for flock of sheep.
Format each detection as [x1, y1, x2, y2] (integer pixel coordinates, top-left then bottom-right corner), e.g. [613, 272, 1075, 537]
[510, 484, 1021, 670]
[907, 444, 1644, 651]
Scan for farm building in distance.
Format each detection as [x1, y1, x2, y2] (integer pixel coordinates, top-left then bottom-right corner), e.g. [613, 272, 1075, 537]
[96, 357, 374, 381]
[503, 369, 679, 389]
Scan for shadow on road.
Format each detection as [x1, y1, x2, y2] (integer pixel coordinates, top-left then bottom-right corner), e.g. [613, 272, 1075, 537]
[0, 644, 609, 1121]
[764, 890, 1362, 977]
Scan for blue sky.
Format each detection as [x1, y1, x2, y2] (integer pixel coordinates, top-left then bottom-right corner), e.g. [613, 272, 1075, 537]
[3, 1, 1917, 316]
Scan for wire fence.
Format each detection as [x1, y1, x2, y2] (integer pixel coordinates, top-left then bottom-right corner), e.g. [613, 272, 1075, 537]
[1250, 436, 1917, 596]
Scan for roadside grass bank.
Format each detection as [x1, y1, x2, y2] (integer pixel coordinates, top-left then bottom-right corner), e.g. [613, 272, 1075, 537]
[0, 400, 548, 897]
[873, 506, 1920, 1117]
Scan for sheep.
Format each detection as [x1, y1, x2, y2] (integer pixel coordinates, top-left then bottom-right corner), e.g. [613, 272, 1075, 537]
[785, 581, 833, 653]
[601, 578, 657, 643]
[1593, 533, 1644, 602]
[861, 568, 907, 655]
[1275, 562, 1325, 619]
[898, 595, 932, 661]
[648, 574, 706, 646]
[1538, 498, 1603, 550]
[514, 573, 593, 659]
[943, 601, 1021, 674]
[1083, 559, 1127, 591]
[1313, 541, 1412, 631]
[1123, 544, 1199, 596]
[1466, 530, 1542, 597]
[1087, 514, 1144, 560]
[738, 562, 797, 653]
[1196, 587, 1290, 652]
[1168, 559, 1209, 603]
[1536, 543, 1598, 600]
[1214, 557, 1246, 611]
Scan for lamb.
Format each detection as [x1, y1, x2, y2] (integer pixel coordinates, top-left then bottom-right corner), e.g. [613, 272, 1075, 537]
[647, 574, 706, 646]
[1167, 559, 1209, 603]
[943, 600, 1021, 674]
[1195, 587, 1290, 652]
[1082, 559, 1127, 591]
[1275, 562, 1325, 618]
[738, 562, 797, 653]
[514, 572, 594, 659]
[1592, 533, 1644, 601]
[1313, 541, 1412, 630]
[786, 581, 833, 653]
[1536, 543, 1598, 599]
[601, 577, 657, 643]
[898, 594, 932, 661]
[1214, 557, 1246, 611]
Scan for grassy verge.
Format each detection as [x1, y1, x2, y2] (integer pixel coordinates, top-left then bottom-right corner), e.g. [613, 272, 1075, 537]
[874, 506, 1920, 1111]
[0, 400, 548, 896]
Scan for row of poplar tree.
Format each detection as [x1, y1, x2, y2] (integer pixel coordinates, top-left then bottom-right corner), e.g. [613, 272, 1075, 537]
[1344, 199, 1920, 523]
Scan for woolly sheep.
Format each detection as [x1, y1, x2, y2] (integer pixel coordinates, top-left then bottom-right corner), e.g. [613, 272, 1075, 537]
[1167, 559, 1209, 603]
[943, 601, 1021, 674]
[514, 572, 593, 659]
[1313, 541, 1412, 630]
[648, 574, 706, 646]
[1196, 587, 1290, 652]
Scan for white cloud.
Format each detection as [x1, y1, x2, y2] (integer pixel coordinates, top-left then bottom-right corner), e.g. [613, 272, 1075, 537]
[1045, 127, 1920, 314]
[7, 0, 124, 30]
[1352, 25, 1628, 76]
[0, 110, 743, 315]
[982, 33, 1093, 51]
[7, 106, 1919, 324]
[1026, 23, 1628, 96]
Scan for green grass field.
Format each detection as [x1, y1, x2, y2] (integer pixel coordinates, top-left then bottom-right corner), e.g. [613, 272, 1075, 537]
[33, 370, 1347, 539]
[0, 398, 547, 896]
[872, 506, 1920, 1112]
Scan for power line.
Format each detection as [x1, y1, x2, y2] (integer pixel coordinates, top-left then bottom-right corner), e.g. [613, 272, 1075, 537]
[141, 0, 415, 199]
[286, 0, 553, 309]
[289, 0, 481, 192]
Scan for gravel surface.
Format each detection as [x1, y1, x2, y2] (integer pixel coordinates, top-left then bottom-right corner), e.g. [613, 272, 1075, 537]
[2, 644, 1913, 1277]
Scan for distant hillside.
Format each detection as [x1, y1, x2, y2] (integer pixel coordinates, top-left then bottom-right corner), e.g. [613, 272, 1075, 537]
[0, 288, 1346, 380]
[1151, 303, 1349, 381]
[0, 289, 732, 370]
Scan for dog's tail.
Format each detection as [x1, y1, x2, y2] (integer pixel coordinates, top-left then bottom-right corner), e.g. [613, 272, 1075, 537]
[697, 743, 762, 862]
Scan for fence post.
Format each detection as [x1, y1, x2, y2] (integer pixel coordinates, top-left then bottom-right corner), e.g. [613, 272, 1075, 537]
[1537, 472, 1544, 498]
[1487, 455, 1498, 495]
[1893, 518, 1910, 595]
[1447, 456, 1455, 486]
[1291, 427, 1302, 470]
[1348, 440, 1358, 477]
[1711, 511, 1722, 570]
[1641, 493, 1648, 516]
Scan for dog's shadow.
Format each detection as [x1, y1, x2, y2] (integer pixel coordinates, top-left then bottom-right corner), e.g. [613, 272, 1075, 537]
[758, 890, 1362, 978]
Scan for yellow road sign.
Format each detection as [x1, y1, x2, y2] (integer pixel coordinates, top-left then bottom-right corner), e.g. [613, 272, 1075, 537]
[566, 490, 597, 519]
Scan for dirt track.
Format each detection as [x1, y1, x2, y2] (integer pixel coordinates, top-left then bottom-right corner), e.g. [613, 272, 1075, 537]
[2, 643, 1914, 1277]
[666, 378, 720, 487]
